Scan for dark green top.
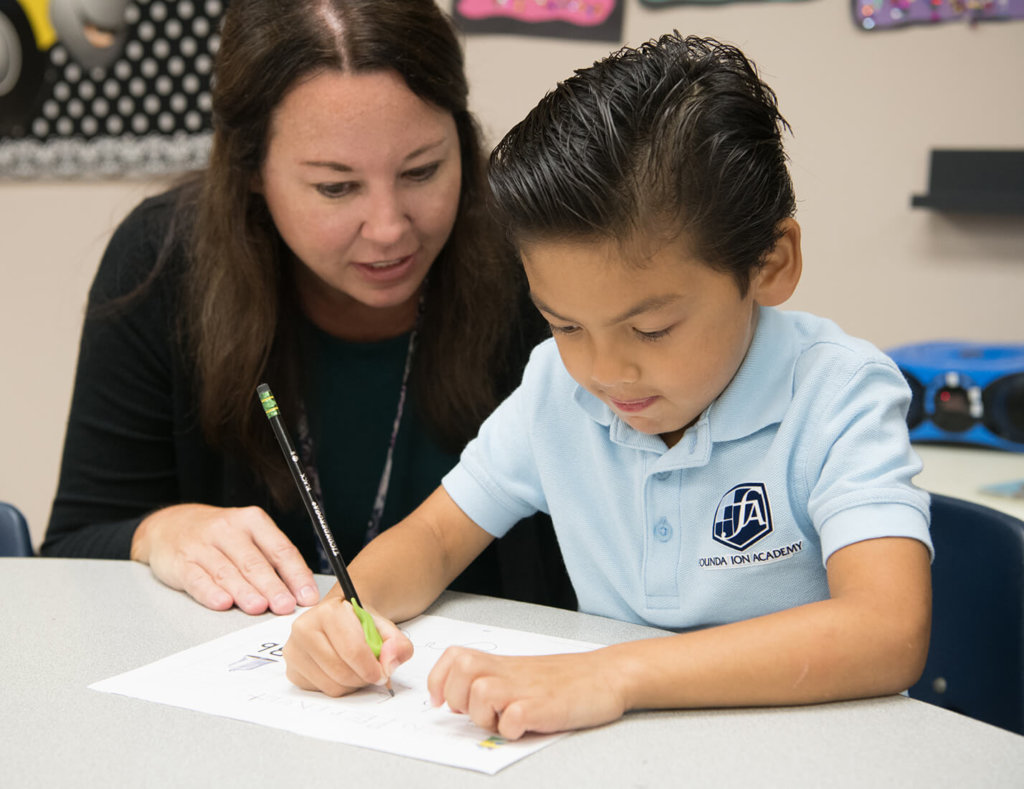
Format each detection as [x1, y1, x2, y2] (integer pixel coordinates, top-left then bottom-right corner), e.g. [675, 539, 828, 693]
[303, 322, 457, 565]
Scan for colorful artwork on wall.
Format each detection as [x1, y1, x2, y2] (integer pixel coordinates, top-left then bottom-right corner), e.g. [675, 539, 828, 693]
[640, 1, 809, 5]
[452, 0, 624, 42]
[854, 0, 1024, 30]
[0, 0, 223, 179]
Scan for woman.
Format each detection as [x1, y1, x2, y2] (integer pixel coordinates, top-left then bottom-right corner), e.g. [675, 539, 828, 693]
[42, 0, 573, 615]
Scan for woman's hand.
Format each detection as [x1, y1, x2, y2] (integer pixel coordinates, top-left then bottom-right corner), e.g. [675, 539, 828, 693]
[130, 503, 320, 614]
[427, 647, 628, 740]
[283, 595, 414, 695]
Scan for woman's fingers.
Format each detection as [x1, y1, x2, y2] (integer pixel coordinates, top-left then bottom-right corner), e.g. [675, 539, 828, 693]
[136, 503, 315, 614]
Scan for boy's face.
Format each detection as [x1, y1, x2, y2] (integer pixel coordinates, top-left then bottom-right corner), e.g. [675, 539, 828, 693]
[521, 235, 759, 448]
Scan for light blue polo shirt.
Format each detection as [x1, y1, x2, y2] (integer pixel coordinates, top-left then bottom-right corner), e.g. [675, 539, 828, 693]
[443, 307, 932, 630]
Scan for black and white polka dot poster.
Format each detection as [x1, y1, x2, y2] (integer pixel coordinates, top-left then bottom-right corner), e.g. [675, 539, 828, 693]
[0, 0, 226, 178]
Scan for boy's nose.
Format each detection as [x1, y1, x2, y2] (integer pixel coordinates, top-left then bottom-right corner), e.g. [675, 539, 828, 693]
[590, 346, 640, 387]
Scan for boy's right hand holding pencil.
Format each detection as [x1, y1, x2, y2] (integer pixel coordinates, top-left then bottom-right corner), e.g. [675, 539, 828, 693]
[283, 486, 495, 696]
[284, 590, 413, 696]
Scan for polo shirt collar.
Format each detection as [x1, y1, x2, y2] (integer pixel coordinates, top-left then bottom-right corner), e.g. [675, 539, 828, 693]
[571, 305, 797, 450]
[572, 381, 664, 452]
[707, 305, 797, 442]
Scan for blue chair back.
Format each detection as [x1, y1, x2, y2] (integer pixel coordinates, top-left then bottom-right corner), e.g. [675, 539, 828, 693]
[0, 501, 33, 557]
[910, 492, 1024, 734]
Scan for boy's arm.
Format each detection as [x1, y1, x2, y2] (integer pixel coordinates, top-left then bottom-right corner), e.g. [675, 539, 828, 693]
[428, 535, 931, 738]
[283, 487, 494, 695]
[615, 535, 931, 708]
[349, 487, 497, 622]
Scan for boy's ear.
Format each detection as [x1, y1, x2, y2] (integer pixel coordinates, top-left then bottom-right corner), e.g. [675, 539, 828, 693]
[751, 218, 802, 307]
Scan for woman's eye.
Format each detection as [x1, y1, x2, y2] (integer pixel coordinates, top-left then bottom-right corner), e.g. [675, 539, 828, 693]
[634, 326, 672, 342]
[315, 182, 357, 198]
[548, 323, 580, 336]
[404, 162, 441, 182]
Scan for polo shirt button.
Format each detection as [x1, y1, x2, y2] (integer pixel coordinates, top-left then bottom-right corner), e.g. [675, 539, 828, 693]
[653, 518, 672, 542]
[654, 471, 671, 481]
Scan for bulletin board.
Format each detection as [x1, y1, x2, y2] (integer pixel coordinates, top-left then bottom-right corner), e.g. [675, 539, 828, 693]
[452, 0, 624, 42]
[0, 0, 223, 179]
[854, 0, 1024, 30]
[640, 0, 809, 5]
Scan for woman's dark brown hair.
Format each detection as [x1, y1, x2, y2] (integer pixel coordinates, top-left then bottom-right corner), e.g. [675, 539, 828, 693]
[180, 0, 519, 504]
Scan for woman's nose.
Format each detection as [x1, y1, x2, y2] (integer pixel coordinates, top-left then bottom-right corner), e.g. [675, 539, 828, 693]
[360, 188, 410, 246]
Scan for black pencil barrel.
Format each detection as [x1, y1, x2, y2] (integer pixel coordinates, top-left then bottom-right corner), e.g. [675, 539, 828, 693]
[257, 384, 361, 604]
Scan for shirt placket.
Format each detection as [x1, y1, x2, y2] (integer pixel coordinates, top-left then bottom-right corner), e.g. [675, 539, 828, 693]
[643, 468, 682, 609]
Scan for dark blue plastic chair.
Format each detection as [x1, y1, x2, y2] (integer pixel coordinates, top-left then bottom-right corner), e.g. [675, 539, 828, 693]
[909, 492, 1024, 734]
[0, 501, 33, 556]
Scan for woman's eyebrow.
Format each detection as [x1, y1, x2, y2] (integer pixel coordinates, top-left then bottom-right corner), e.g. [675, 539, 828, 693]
[300, 138, 449, 173]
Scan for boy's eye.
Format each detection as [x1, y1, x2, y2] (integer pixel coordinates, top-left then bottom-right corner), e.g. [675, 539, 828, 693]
[404, 162, 441, 182]
[633, 326, 673, 342]
[315, 181, 357, 198]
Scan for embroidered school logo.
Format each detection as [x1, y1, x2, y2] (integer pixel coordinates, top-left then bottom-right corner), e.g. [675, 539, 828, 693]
[713, 483, 773, 551]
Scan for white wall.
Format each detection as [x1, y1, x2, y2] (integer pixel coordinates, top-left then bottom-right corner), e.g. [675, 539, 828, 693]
[2, 1, 1022, 548]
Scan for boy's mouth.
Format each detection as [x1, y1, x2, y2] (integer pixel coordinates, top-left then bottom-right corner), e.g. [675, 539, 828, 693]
[608, 395, 659, 413]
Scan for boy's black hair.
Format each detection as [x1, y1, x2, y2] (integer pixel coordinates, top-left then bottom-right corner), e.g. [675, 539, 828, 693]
[489, 33, 796, 294]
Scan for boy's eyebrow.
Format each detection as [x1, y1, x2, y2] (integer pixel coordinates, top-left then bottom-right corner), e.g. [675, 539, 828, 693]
[301, 139, 448, 172]
[531, 293, 681, 325]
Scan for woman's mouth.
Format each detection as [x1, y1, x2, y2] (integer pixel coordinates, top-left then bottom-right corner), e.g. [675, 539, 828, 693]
[353, 254, 415, 282]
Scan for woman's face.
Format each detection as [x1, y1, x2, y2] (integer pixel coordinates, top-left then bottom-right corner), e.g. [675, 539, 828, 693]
[259, 69, 462, 337]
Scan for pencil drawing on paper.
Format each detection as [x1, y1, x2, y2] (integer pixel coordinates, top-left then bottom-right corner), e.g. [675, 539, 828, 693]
[91, 613, 601, 774]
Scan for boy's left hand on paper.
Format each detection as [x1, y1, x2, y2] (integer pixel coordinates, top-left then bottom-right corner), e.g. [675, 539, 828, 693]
[427, 647, 628, 740]
[283, 596, 413, 696]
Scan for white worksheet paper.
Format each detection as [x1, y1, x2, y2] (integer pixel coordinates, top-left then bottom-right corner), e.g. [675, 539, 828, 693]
[90, 614, 602, 774]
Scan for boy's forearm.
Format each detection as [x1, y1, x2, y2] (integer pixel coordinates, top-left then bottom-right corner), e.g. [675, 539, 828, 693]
[348, 487, 495, 623]
[604, 596, 926, 711]
[347, 523, 451, 622]
[605, 538, 931, 711]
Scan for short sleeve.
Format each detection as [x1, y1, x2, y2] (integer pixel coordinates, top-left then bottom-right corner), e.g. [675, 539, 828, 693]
[804, 358, 933, 563]
[442, 350, 551, 538]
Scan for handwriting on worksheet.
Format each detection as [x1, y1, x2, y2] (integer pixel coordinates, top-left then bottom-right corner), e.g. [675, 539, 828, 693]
[91, 614, 600, 774]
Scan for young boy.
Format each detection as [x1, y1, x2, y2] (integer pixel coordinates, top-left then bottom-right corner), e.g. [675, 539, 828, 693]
[283, 33, 933, 740]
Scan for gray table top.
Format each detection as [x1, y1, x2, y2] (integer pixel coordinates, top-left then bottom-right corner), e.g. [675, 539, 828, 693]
[4, 557, 1023, 788]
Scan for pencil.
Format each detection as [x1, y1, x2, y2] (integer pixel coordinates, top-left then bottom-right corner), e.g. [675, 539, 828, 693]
[256, 383, 393, 695]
